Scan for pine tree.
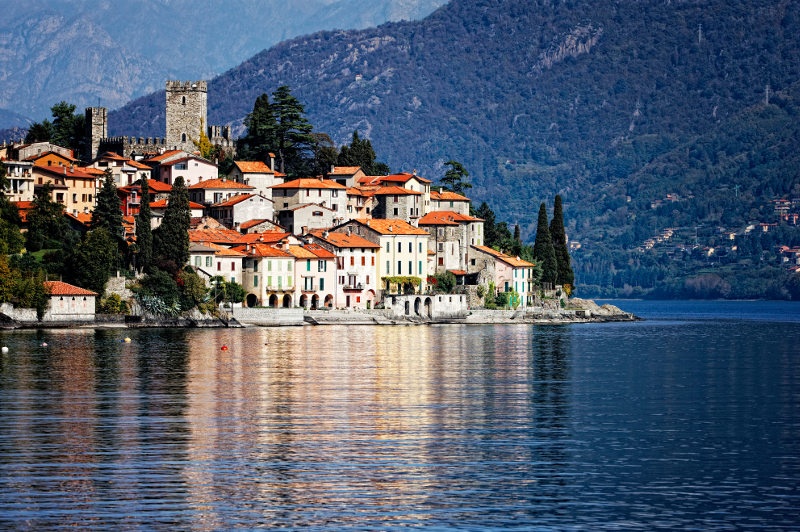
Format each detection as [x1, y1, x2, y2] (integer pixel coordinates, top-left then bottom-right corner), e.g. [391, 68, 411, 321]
[92, 169, 123, 237]
[238, 93, 277, 162]
[152, 176, 190, 275]
[549, 195, 575, 289]
[271, 85, 315, 177]
[533, 202, 558, 286]
[135, 178, 153, 273]
[441, 160, 471, 195]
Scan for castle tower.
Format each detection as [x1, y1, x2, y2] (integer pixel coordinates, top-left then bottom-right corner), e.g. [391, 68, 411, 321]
[165, 80, 207, 153]
[84, 107, 107, 162]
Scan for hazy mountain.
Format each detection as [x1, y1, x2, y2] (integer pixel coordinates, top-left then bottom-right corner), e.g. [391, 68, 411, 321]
[0, 0, 447, 126]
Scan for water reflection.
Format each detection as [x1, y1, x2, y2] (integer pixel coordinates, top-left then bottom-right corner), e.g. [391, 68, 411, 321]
[1, 315, 797, 529]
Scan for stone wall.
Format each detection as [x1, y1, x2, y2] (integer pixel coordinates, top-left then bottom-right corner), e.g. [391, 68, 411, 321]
[231, 307, 305, 326]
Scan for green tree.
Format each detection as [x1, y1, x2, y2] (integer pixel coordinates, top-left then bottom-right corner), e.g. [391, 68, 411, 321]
[271, 85, 315, 177]
[533, 202, 558, 286]
[135, 178, 153, 273]
[311, 132, 339, 176]
[152, 176, 190, 275]
[25, 101, 86, 154]
[476, 202, 499, 247]
[192, 119, 215, 160]
[238, 93, 277, 162]
[92, 169, 123, 236]
[26, 184, 69, 252]
[63, 227, 118, 295]
[549, 195, 575, 289]
[441, 160, 472, 195]
[337, 130, 389, 175]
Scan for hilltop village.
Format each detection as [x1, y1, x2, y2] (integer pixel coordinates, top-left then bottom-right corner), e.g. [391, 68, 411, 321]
[0, 81, 629, 325]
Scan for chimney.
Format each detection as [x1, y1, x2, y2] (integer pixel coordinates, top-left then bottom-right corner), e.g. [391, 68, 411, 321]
[301, 226, 308, 235]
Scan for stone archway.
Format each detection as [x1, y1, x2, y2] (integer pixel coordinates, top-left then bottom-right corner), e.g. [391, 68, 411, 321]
[414, 297, 422, 316]
[268, 294, 278, 308]
[324, 294, 334, 308]
[299, 294, 308, 309]
[424, 297, 433, 318]
[311, 294, 320, 309]
[246, 293, 258, 308]
[282, 294, 292, 308]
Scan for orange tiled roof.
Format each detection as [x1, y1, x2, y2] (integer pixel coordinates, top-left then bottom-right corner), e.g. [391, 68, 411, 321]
[372, 185, 422, 196]
[356, 218, 429, 236]
[329, 166, 361, 175]
[189, 227, 248, 244]
[237, 231, 291, 244]
[188, 178, 253, 190]
[233, 243, 292, 258]
[150, 199, 204, 209]
[239, 219, 270, 230]
[472, 245, 535, 268]
[418, 210, 480, 226]
[271, 178, 346, 190]
[431, 190, 470, 201]
[146, 179, 172, 192]
[310, 229, 380, 249]
[143, 150, 184, 163]
[44, 281, 97, 296]
[33, 164, 96, 179]
[379, 172, 432, 184]
[234, 161, 274, 173]
[212, 193, 254, 207]
[287, 243, 336, 260]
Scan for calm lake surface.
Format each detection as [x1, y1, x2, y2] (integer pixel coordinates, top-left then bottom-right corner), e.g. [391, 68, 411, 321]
[1, 301, 798, 530]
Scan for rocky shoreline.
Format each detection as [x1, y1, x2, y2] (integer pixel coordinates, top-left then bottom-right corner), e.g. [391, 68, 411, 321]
[1, 298, 637, 329]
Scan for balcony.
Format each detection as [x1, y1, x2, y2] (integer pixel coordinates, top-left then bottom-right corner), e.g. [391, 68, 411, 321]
[343, 283, 364, 291]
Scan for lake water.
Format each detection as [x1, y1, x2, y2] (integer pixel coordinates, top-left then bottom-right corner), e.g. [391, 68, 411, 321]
[0, 301, 798, 530]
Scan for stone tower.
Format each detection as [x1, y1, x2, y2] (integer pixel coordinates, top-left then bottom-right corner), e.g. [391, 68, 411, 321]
[84, 106, 107, 162]
[165, 80, 207, 153]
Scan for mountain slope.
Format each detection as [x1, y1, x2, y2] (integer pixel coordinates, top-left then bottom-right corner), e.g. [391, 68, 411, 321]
[0, 0, 447, 125]
[108, 0, 800, 295]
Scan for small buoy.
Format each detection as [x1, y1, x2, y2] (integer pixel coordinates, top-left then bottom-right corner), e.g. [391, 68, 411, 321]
[221, 345, 229, 351]
[1, 346, 8, 354]
[124, 337, 131, 343]
[41, 342, 48, 347]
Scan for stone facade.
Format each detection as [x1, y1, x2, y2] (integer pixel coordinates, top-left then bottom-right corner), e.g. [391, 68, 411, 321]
[166, 80, 207, 152]
[84, 107, 107, 162]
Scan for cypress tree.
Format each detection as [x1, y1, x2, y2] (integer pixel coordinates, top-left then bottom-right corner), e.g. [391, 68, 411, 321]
[135, 178, 153, 273]
[549, 195, 575, 288]
[532, 202, 558, 286]
[92, 169, 123, 236]
[152, 176, 190, 275]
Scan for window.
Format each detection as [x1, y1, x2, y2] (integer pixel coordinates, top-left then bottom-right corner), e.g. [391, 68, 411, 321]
[397, 261, 402, 274]
[254, 275, 258, 287]
[231, 262, 236, 271]
[361, 256, 365, 266]
[438, 257, 444, 266]
[386, 261, 390, 273]
[437, 243, 444, 252]
[419, 242, 423, 253]
[393, 195, 398, 203]
[206, 256, 212, 267]
[267, 261, 272, 271]
[217, 262, 221, 271]
[253, 261, 258, 272]
[409, 242, 413, 253]
[320, 278, 325, 290]
[350, 256, 355, 266]
[397, 242, 402, 253]
[268, 276, 272, 287]
[409, 261, 412, 275]
[318, 260, 326, 272]
[287, 261, 292, 272]
[371, 257, 375, 266]
[366, 275, 370, 284]
[72, 193, 77, 203]
[393, 208, 399, 216]
[307, 259, 311, 271]
[386, 242, 390, 252]
[181, 133, 187, 142]
[194, 256, 201, 267]
[418, 261, 422, 274]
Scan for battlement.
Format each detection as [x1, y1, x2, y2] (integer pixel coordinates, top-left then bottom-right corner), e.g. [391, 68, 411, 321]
[166, 80, 207, 92]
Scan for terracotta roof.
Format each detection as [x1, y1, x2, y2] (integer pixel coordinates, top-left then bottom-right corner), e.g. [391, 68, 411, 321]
[212, 193, 255, 207]
[195, 241, 248, 257]
[239, 219, 270, 230]
[234, 161, 274, 173]
[372, 185, 422, 196]
[146, 179, 172, 192]
[379, 172, 432, 184]
[188, 178, 253, 190]
[346, 187, 364, 196]
[355, 218, 429, 236]
[95, 151, 127, 161]
[150, 199, 204, 210]
[431, 190, 470, 201]
[160, 155, 216, 168]
[143, 150, 184, 163]
[237, 231, 291, 244]
[448, 269, 468, 276]
[271, 178, 346, 190]
[189, 227, 248, 244]
[329, 166, 361, 175]
[44, 281, 97, 296]
[309, 229, 380, 249]
[33, 164, 96, 179]
[472, 245, 535, 268]
[233, 243, 292, 258]
[287, 243, 336, 259]
[65, 212, 92, 225]
[418, 210, 481, 226]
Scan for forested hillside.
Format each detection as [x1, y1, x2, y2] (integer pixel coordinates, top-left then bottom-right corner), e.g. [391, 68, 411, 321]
[109, 0, 800, 297]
